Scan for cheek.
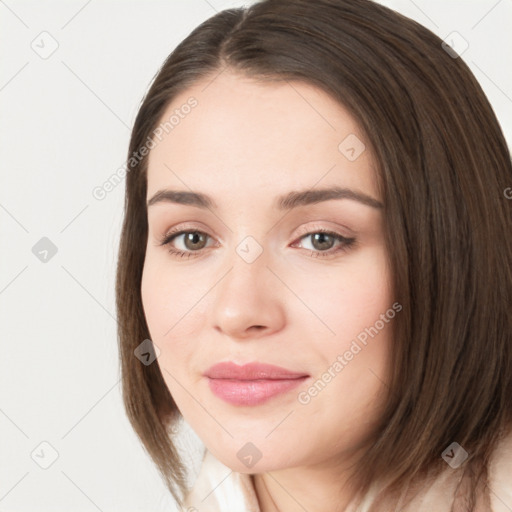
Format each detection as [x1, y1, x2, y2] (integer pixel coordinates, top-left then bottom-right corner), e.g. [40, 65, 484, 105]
[300, 319, 394, 449]
[297, 246, 394, 392]
[292, 247, 392, 337]
[141, 268, 194, 406]
[140, 257, 208, 392]
[141, 254, 206, 340]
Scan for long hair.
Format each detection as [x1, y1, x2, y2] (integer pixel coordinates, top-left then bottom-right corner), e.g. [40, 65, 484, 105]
[115, 0, 512, 508]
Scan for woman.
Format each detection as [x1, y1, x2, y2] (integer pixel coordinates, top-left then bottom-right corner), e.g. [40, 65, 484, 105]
[115, 0, 512, 510]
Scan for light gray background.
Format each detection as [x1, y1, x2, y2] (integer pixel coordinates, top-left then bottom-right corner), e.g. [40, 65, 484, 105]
[1, 1, 511, 510]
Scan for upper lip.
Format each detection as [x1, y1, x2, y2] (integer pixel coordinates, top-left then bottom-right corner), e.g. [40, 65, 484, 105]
[204, 362, 309, 380]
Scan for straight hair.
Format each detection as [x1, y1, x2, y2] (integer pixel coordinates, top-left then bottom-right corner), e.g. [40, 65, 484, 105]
[115, 0, 512, 508]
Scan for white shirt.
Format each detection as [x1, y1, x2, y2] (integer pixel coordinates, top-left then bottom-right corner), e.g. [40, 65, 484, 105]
[182, 432, 512, 511]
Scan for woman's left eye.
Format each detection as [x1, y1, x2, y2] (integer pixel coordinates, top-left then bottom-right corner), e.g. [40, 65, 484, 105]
[158, 228, 356, 259]
[292, 229, 357, 258]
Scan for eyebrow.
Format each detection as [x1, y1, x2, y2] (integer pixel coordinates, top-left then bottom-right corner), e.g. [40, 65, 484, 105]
[146, 186, 383, 211]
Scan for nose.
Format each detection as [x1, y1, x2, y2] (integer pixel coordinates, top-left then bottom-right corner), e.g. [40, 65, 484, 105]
[211, 246, 286, 341]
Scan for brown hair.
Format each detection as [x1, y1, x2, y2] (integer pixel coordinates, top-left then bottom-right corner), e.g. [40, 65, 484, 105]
[115, 0, 512, 508]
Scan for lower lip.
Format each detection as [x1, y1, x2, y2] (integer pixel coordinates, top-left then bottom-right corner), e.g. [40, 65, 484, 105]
[207, 377, 308, 406]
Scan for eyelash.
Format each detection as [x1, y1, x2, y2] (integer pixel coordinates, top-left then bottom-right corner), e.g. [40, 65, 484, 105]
[157, 226, 357, 260]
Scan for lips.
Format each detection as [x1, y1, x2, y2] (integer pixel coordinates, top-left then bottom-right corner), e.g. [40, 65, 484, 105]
[205, 361, 309, 380]
[204, 362, 309, 406]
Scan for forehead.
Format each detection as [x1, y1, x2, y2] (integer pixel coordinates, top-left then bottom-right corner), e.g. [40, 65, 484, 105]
[146, 70, 378, 206]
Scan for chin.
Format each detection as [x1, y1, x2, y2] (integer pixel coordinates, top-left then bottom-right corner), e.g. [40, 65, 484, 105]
[205, 438, 302, 475]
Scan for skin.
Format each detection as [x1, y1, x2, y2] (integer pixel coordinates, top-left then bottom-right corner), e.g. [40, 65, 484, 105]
[141, 70, 395, 512]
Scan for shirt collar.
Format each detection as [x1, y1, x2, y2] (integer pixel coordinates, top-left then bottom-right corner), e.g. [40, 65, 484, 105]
[183, 450, 261, 512]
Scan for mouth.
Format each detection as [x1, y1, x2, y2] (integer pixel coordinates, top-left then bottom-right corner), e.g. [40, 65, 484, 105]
[204, 361, 310, 406]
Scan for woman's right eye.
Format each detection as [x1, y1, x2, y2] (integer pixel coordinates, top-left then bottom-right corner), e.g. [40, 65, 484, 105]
[158, 230, 212, 259]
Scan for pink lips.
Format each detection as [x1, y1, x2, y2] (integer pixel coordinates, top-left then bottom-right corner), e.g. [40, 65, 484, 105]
[204, 362, 309, 406]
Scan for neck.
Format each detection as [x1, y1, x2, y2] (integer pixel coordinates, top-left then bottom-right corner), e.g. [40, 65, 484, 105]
[252, 457, 365, 512]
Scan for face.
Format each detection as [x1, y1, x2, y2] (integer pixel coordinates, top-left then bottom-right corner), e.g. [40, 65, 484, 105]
[141, 70, 396, 474]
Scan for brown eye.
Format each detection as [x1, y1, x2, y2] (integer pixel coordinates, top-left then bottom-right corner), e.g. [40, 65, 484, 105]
[309, 232, 336, 251]
[159, 229, 213, 258]
[293, 229, 357, 259]
[181, 231, 208, 251]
